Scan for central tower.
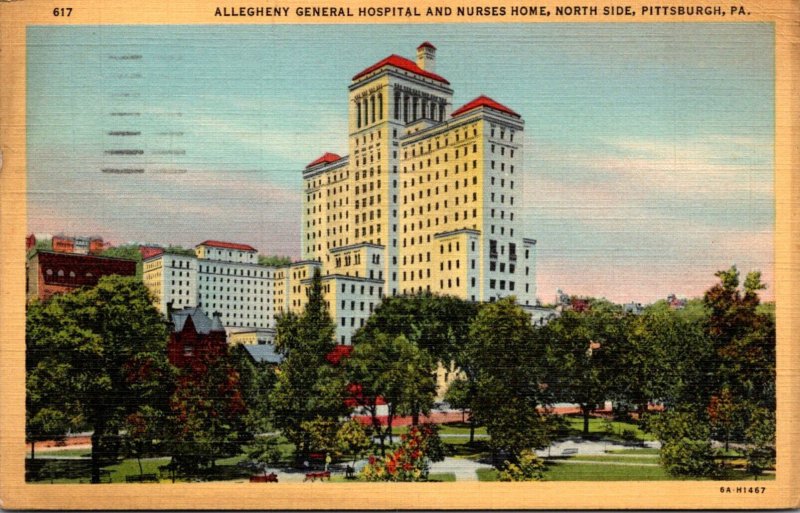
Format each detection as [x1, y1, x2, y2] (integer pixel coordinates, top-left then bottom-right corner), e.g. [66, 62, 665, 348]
[344, 42, 454, 296]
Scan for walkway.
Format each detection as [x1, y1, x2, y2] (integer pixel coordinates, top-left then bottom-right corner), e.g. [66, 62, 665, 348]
[428, 457, 493, 481]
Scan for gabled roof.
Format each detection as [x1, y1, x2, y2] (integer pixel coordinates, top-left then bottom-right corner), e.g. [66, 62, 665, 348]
[172, 307, 217, 334]
[451, 95, 520, 118]
[197, 240, 257, 252]
[352, 54, 450, 85]
[306, 152, 342, 169]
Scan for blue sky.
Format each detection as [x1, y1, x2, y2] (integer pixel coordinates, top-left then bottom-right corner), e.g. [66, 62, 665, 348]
[27, 23, 774, 303]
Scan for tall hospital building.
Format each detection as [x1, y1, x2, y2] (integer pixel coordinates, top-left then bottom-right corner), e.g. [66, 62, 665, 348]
[304, 42, 538, 311]
[144, 43, 541, 346]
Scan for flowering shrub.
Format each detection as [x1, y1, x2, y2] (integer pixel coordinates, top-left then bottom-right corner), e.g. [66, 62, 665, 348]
[361, 424, 445, 481]
[498, 450, 545, 481]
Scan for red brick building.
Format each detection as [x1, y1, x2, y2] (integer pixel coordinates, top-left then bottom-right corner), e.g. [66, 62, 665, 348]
[26, 250, 137, 303]
[167, 306, 227, 370]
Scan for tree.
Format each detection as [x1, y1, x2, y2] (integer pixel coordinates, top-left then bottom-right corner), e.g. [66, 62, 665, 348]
[101, 245, 143, 278]
[646, 409, 718, 478]
[444, 376, 474, 430]
[743, 406, 775, 480]
[354, 293, 478, 365]
[229, 345, 276, 436]
[344, 333, 437, 455]
[354, 293, 478, 425]
[537, 300, 623, 436]
[122, 405, 166, 477]
[247, 436, 283, 476]
[704, 266, 775, 412]
[258, 255, 292, 267]
[168, 347, 248, 474]
[336, 419, 373, 467]
[26, 354, 83, 461]
[467, 297, 550, 461]
[270, 268, 347, 460]
[25, 276, 174, 483]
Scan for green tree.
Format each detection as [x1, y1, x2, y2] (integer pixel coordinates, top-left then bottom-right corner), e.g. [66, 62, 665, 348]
[538, 301, 623, 436]
[258, 255, 292, 267]
[270, 268, 347, 460]
[247, 436, 283, 476]
[743, 406, 775, 480]
[336, 419, 373, 467]
[344, 333, 436, 455]
[467, 297, 550, 461]
[229, 345, 276, 436]
[101, 244, 143, 278]
[122, 405, 166, 477]
[646, 409, 718, 477]
[443, 376, 476, 437]
[25, 276, 174, 483]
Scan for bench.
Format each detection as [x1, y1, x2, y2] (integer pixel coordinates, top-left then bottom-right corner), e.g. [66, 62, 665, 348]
[561, 448, 579, 456]
[304, 471, 331, 482]
[249, 473, 278, 483]
[125, 473, 159, 483]
[345, 465, 356, 479]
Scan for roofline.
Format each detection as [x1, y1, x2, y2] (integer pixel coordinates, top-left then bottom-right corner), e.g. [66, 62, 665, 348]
[329, 242, 385, 253]
[434, 228, 482, 239]
[29, 249, 138, 264]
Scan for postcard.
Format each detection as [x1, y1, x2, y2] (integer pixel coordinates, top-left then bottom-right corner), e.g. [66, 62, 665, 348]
[0, 0, 797, 509]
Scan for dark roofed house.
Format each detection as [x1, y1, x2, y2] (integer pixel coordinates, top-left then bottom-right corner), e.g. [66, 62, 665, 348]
[167, 305, 227, 370]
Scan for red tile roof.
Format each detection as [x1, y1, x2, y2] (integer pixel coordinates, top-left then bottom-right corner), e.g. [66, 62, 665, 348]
[451, 95, 520, 118]
[306, 152, 341, 169]
[326, 344, 353, 365]
[352, 54, 450, 85]
[198, 240, 257, 252]
[417, 41, 436, 50]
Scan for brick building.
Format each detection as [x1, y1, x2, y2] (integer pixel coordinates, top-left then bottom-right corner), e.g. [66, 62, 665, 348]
[26, 250, 137, 303]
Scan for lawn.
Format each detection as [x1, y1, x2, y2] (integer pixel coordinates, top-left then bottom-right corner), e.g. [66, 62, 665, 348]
[543, 461, 673, 481]
[607, 448, 660, 455]
[426, 472, 457, 482]
[29, 448, 92, 458]
[570, 454, 660, 464]
[562, 417, 655, 441]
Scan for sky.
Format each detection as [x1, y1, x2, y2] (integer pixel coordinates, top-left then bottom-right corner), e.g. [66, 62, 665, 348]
[26, 23, 774, 303]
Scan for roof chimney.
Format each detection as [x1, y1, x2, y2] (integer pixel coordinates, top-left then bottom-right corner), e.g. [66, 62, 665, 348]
[416, 42, 436, 72]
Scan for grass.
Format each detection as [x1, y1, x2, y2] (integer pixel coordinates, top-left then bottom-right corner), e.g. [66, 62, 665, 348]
[29, 448, 92, 458]
[543, 461, 674, 481]
[562, 417, 655, 441]
[569, 455, 660, 464]
[426, 472, 456, 482]
[389, 423, 487, 437]
[476, 468, 499, 481]
[607, 448, 660, 455]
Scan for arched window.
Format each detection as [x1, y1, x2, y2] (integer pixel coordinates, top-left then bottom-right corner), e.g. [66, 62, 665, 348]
[69, 271, 76, 278]
[378, 93, 383, 119]
[356, 102, 361, 128]
[45, 269, 53, 276]
[57, 270, 64, 277]
[370, 96, 375, 123]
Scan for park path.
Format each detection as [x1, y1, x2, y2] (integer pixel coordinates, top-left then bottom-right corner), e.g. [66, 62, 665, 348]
[428, 457, 493, 481]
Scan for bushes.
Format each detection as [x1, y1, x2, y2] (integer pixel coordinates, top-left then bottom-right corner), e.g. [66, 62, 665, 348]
[361, 424, 444, 482]
[498, 450, 544, 481]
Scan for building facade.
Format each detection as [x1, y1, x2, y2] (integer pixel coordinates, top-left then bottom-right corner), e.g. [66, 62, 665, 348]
[143, 240, 277, 333]
[26, 250, 137, 302]
[302, 42, 538, 310]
